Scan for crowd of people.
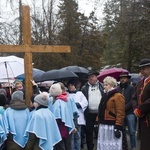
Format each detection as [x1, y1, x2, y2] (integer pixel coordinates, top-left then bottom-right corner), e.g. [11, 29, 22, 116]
[0, 58, 149, 150]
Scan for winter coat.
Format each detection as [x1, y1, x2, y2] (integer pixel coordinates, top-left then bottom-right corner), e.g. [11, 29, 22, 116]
[98, 89, 125, 129]
[25, 132, 41, 150]
[132, 77, 150, 150]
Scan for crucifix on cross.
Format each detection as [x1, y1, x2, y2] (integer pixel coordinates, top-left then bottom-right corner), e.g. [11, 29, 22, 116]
[0, 6, 71, 107]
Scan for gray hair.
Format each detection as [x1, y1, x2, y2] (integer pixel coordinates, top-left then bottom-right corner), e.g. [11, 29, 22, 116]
[103, 76, 117, 87]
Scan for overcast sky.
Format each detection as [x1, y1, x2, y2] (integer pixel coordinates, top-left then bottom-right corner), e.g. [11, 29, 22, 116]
[0, 0, 106, 22]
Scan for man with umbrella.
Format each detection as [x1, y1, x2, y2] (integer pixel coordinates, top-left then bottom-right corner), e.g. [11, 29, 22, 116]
[81, 70, 104, 150]
[118, 72, 136, 150]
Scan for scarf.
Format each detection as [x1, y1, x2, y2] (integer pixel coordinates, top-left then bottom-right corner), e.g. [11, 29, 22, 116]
[57, 92, 68, 102]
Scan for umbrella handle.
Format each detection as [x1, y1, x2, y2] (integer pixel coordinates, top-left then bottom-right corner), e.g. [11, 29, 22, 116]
[4, 62, 12, 95]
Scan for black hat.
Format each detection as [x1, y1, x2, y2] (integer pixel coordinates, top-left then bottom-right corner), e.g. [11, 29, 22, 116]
[139, 58, 150, 67]
[87, 70, 99, 77]
[119, 72, 131, 78]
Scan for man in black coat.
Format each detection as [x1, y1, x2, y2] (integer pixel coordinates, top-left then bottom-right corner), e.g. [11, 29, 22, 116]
[118, 72, 136, 150]
[81, 70, 104, 150]
[133, 58, 150, 150]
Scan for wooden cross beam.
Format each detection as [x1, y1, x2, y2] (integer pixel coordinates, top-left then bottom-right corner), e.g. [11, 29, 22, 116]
[0, 6, 70, 107]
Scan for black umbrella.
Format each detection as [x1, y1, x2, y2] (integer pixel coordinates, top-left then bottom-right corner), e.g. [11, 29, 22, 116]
[40, 69, 78, 82]
[33, 71, 45, 83]
[60, 66, 89, 78]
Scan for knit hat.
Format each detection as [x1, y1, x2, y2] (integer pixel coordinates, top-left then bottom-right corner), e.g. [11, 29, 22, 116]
[49, 83, 62, 97]
[139, 58, 150, 67]
[11, 91, 24, 101]
[0, 94, 6, 106]
[34, 92, 49, 107]
[0, 89, 7, 96]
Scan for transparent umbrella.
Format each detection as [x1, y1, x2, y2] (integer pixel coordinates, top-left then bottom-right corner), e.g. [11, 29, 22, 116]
[0, 55, 24, 94]
[0, 55, 24, 79]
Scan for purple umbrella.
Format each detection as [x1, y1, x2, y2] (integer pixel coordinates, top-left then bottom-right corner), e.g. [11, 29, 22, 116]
[97, 68, 129, 82]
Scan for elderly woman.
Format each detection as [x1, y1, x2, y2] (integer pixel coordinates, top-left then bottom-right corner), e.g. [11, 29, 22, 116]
[97, 76, 125, 150]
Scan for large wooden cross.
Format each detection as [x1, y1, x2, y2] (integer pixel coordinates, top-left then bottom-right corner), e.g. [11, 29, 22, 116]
[0, 6, 70, 106]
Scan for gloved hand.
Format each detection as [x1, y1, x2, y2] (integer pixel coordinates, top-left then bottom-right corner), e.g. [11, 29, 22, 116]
[114, 129, 121, 139]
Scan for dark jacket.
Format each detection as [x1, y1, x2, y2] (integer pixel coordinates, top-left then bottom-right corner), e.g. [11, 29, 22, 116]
[6, 133, 26, 150]
[98, 89, 125, 130]
[118, 82, 135, 115]
[24, 133, 41, 150]
[81, 81, 104, 119]
[132, 80, 143, 109]
[132, 78, 150, 150]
